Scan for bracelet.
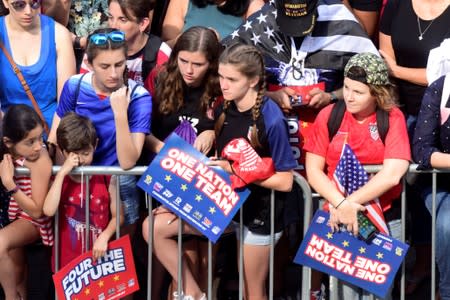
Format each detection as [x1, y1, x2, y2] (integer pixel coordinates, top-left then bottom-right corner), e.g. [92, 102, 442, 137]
[335, 198, 346, 209]
[7, 185, 20, 195]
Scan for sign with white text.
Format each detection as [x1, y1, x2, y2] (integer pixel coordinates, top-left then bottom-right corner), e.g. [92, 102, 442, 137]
[294, 210, 409, 298]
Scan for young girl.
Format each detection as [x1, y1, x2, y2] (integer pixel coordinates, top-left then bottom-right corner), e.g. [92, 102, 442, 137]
[48, 28, 152, 230]
[305, 53, 411, 299]
[43, 112, 123, 270]
[0, 104, 53, 300]
[210, 43, 296, 300]
[142, 26, 222, 299]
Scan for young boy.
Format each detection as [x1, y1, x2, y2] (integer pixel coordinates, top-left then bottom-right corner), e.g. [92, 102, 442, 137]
[43, 112, 123, 269]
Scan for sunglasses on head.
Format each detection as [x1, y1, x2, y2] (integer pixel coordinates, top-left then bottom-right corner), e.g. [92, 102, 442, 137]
[89, 31, 125, 45]
[9, 0, 41, 11]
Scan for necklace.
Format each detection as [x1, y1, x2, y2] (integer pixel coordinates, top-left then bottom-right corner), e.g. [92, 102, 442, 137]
[417, 16, 436, 41]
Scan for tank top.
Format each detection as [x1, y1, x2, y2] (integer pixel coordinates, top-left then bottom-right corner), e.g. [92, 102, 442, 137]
[183, 1, 243, 41]
[8, 157, 54, 246]
[0, 15, 57, 128]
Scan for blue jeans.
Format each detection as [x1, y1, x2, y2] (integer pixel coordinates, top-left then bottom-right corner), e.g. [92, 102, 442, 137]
[119, 175, 141, 225]
[422, 187, 450, 300]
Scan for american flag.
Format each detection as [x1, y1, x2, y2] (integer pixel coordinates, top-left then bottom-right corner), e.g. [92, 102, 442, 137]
[222, 0, 378, 86]
[333, 143, 389, 235]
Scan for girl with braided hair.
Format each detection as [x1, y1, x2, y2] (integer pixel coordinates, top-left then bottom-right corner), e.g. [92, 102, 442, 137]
[210, 43, 296, 300]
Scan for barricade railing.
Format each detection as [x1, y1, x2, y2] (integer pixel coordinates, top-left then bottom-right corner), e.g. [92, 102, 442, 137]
[13, 164, 443, 299]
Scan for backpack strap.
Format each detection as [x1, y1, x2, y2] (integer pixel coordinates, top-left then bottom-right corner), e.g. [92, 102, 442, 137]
[327, 100, 389, 144]
[142, 34, 162, 82]
[440, 74, 450, 125]
[327, 100, 346, 142]
[74, 73, 87, 103]
[375, 107, 389, 144]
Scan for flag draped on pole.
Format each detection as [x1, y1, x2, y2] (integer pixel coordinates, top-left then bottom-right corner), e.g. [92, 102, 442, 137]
[333, 143, 389, 234]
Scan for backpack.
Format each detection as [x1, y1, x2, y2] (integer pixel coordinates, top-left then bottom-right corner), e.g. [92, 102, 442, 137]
[141, 34, 162, 82]
[327, 100, 389, 144]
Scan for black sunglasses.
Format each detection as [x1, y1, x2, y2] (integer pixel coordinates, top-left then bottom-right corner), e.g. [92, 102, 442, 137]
[9, 0, 41, 11]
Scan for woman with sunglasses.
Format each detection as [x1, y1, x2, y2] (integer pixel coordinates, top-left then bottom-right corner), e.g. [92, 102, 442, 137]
[48, 27, 152, 231]
[0, 0, 75, 129]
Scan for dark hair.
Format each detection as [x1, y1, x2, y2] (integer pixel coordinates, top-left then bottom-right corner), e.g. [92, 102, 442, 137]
[85, 28, 128, 64]
[192, 0, 250, 16]
[156, 26, 222, 115]
[108, 0, 155, 22]
[1, 104, 43, 157]
[215, 43, 266, 149]
[57, 112, 98, 152]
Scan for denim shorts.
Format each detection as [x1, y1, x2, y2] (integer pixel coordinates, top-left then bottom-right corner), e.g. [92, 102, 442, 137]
[232, 222, 283, 246]
[119, 175, 141, 225]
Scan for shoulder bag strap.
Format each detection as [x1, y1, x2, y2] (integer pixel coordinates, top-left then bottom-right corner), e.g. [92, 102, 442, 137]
[0, 41, 49, 134]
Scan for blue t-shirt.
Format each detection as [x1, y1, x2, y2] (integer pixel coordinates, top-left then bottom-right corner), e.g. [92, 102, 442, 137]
[57, 73, 152, 166]
[0, 15, 57, 128]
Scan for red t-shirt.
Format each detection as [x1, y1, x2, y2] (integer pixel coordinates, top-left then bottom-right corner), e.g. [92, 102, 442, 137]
[304, 104, 411, 211]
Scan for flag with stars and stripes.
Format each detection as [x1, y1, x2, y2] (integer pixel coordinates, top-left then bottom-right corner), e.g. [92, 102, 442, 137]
[222, 0, 378, 86]
[333, 143, 389, 235]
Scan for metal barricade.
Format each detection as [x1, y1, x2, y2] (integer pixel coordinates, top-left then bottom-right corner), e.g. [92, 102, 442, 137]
[15, 164, 444, 300]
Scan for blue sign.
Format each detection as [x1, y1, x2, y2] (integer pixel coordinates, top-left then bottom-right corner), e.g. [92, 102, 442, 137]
[294, 210, 409, 298]
[137, 133, 250, 243]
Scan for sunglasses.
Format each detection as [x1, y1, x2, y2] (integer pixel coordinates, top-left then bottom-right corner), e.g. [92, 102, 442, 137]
[9, 0, 41, 11]
[89, 31, 125, 45]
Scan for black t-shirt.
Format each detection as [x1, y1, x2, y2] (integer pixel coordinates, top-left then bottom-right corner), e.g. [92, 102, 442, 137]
[380, 0, 450, 115]
[152, 85, 215, 141]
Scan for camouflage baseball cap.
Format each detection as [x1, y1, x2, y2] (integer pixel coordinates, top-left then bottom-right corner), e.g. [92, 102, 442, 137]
[344, 52, 390, 85]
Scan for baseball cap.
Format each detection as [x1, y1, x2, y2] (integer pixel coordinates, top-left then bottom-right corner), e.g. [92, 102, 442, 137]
[344, 52, 391, 85]
[276, 0, 318, 37]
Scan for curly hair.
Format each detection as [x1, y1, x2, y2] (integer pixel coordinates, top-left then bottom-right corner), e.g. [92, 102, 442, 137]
[155, 26, 222, 116]
[215, 43, 266, 149]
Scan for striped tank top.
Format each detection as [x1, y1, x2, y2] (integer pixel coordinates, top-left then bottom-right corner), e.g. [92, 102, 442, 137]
[8, 158, 54, 246]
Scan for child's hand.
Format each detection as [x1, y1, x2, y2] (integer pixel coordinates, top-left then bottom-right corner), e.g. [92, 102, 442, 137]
[92, 233, 109, 261]
[0, 154, 16, 189]
[60, 152, 79, 175]
[110, 86, 130, 116]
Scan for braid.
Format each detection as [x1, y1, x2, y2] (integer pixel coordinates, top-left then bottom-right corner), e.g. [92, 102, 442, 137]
[249, 51, 266, 149]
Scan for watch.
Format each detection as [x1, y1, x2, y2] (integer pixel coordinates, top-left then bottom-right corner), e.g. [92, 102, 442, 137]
[329, 92, 339, 103]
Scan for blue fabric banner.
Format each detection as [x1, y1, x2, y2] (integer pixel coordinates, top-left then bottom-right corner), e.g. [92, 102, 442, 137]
[294, 210, 409, 298]
[137, 133, 250, 243]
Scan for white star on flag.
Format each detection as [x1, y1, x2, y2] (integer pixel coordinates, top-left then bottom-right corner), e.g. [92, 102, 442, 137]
[256, 13, 267, 24]
[264, 26, 275, 39]
[230, 29, 239, 40]
[251, 33, 261, 45]
[243, 20, 253, 31]
[273, 42, 284, 53]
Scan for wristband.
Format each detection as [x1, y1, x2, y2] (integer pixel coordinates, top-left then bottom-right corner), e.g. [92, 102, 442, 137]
[335, 198, 346, 209]
[7, 185, 20, 195]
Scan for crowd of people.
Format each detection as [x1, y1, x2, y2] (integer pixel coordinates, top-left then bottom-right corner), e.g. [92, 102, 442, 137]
[0, 0, 449, 299]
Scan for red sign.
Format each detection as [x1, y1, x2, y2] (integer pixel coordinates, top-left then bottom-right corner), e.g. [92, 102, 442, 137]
[53, 235, 139, 300]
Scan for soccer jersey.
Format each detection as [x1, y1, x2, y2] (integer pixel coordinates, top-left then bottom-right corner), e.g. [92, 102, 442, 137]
[215, 97, 296, 234]
[54, 175, 111, 270]
[304, 104, 411, 210]
[57, 73, 152, 166]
